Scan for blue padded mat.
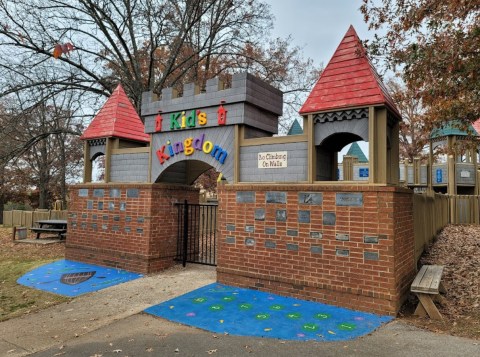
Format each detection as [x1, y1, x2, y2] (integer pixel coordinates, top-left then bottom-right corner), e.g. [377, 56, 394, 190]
[145, 283, 393, 341]
[17, 259, 142, 297]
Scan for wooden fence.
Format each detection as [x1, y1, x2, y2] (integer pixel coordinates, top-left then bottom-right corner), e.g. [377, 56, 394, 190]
[413, 193, 480, 261]
[2, 210, 68, 228]
[450, 195, 480, 225]
[413, 193, 449, 261]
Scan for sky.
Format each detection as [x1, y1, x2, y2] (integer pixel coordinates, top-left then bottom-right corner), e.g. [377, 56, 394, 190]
[265, 1, 371, 69]
[265, 1, 372, 158]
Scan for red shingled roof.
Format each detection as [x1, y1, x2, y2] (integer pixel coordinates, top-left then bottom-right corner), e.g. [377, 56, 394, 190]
[300, 25, 400, 117]
[473, 119, 480, 135]
[81, 84, 149, 142]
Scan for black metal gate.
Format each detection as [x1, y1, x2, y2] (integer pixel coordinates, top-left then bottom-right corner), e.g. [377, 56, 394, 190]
[176, 200, 218, 266]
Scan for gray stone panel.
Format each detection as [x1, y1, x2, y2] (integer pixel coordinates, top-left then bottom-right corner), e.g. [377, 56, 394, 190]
[336, 193, 363, 206]
[323, 212, 336, 226]
[239, 142, 308, 182]
[266, 191, 286, 204]
[298, 192, 322, 205]
[236, 191, 255, 203]
[110, 153, 149, 183]
[364, 251, 379, 261]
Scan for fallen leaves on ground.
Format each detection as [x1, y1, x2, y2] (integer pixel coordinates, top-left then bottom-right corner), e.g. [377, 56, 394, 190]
[400, 225, 480, 339]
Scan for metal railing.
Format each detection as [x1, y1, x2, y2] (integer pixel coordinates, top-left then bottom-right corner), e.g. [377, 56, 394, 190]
[175, 200, 218, 267]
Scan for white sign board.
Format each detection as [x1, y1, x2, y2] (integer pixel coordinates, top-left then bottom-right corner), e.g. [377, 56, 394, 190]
[258, 151, 287, 169]
[460, 170, 471, 178]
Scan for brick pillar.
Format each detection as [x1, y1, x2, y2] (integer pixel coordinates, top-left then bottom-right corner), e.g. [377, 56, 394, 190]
[66, 183, 199, 273]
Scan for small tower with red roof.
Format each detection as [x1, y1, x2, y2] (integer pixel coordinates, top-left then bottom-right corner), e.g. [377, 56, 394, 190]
[300, 25, 401, 184]
[80, 84, 149, 183]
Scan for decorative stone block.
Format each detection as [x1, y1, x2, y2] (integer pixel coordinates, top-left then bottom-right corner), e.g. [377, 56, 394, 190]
[336, 248, 350, 257]
[93, 189, 104, 197]
[81, 222, 87, 229]
[109, 189, 121, 198]
[266, 191, 286, 204]
[226, 236, 236, 244]
[226, 224, 236, 231]
[323, 212, 336, 226]
[126, 216, 132, 222]
[102, 224, 108, 230]
[91, 223, 97, 230]
[254, 208, 265, 221]
[120, 202, 126, 211]
[311, 246, 322, 254]
[276, 209, 287, 222]
[87, 201, 93, 210]
[378, 234, 388, 240]
[127, 188, 139, 198]
[298, 210, 310, 223]
[125, 227, 131, 233]
[364, 251, 379, 261]
[336, 233, 350, 241]
[236, 191, 255, 203]
[364, 236, 379, 244]
[78, 189, 89, 197]
[82, 213, 88, 219]
[103, 215, 109, 220]
[137, 217, 145, 223]
[71, 222, 77, 228]
[336, 193, 363, 206]
[265, 241, 276, 249]
[136, 228, 144, 234]
[113, 216, 120, 221]
[265, 227, 276, 235]
[310, 231, 323, 239]
[112, 225, 120, 231]
[97, 202, 104, 210]
[245, 225, 255, 233]
[298, 192, 322, 205]
[245, 238, 255, 246]
[92, 214, 97, 220]
[287, 229, 298, 237]
[108, 202, 115, 210]
[286, 243, 299, 251]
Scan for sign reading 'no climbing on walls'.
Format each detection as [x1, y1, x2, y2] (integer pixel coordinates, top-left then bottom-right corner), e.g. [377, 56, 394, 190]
[258, 151, 288, 169]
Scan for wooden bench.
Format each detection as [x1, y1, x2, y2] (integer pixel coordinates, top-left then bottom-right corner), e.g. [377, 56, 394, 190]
[30, 227, 66, 240]
[411, 265, 447, 320]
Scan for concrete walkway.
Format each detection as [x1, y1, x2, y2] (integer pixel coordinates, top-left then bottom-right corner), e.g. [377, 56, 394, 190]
[1, 265, 479, 357]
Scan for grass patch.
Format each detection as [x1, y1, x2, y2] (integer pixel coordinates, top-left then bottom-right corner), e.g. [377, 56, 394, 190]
[0, 259, 70, 321]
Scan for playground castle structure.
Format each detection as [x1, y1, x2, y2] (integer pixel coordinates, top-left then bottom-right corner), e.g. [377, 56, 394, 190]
[68, 26, 416, 315]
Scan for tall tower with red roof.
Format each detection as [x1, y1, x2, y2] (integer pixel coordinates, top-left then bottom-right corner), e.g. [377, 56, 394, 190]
[81, 84, 149, 183]
[300, 25, 401, 184]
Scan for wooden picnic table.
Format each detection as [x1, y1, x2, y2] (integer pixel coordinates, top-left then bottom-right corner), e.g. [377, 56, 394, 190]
[31, 219, 67, 240]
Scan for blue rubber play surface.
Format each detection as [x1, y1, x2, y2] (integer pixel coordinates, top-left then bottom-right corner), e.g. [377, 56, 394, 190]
[17, 259, 142, 297]
[145, 283, 393, 341]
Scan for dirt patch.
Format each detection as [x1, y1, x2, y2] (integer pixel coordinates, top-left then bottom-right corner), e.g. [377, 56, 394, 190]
[399, 225, 480, 340]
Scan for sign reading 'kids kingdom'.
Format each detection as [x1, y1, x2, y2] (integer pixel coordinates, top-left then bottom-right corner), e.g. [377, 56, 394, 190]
[155, 104, 228, 165]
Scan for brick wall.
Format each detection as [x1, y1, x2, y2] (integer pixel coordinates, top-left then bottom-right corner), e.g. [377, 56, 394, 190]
[216, 184, 415, 315]
[66, 183, 199, 273]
